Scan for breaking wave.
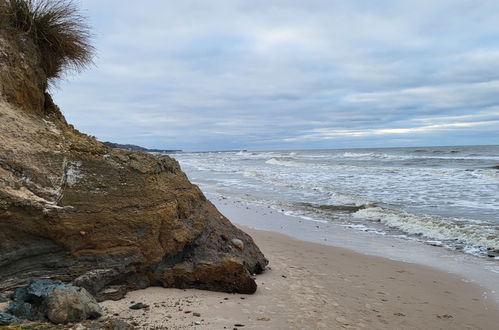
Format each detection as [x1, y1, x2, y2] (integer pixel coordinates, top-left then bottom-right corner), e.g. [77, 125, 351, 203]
[353, 207, 499, 254]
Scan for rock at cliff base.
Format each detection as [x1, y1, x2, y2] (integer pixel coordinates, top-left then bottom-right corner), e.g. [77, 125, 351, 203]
[0, 311, 24, 326]
[45, 287, 102, 324]
[95, 285, 128, 302]
[7, 280, 102, 324]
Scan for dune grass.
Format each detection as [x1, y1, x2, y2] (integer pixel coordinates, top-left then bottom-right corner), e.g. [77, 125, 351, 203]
[1, 0, 94, 81]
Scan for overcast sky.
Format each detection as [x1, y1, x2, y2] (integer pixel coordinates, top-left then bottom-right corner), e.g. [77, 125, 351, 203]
[52, 0, 499, 151]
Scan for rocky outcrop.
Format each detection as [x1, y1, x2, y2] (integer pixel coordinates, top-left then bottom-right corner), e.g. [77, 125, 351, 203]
[0, 21, 267, 298]
[7, 279, 102, 324]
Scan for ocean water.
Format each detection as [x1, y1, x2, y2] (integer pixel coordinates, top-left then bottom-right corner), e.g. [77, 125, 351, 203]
[171, 145, 499, 259]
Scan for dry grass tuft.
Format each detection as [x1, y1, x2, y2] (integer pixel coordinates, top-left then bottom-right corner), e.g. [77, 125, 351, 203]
[1, 0, 94, 81]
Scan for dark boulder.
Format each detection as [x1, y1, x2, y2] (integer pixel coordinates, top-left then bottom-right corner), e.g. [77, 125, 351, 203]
[0, 312, 23, 326]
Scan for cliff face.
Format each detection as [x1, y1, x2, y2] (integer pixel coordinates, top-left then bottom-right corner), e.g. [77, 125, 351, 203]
[0, 28, 267, 297]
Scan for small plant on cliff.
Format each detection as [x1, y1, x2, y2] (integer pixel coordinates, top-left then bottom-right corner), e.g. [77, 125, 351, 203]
[2, 0, 94, 81]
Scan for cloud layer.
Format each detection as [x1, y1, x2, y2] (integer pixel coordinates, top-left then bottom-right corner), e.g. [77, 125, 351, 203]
[52, 0, 499, 151]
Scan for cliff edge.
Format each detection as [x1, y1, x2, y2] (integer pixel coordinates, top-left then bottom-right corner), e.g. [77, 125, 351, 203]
[0, 10, 267, 298]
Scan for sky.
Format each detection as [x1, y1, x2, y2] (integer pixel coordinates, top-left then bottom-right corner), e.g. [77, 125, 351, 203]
[52, 0, 499, 151]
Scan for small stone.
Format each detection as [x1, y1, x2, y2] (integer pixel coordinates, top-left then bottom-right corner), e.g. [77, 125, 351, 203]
[231, 239, 244, 250]
[129, 303, 149, 310]
[193, 312, 201, 317]
[195, 321, 201, 325]
[234, 324, 245, 327]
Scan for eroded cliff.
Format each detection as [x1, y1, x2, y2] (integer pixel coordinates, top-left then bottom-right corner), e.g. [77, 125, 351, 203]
[0, 20, 267, 298]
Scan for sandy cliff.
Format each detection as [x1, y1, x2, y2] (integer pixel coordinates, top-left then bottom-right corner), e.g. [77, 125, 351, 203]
[0, 27, 267, 298]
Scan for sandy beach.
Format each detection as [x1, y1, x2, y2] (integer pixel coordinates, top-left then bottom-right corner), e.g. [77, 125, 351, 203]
[100, 217, 499, 329]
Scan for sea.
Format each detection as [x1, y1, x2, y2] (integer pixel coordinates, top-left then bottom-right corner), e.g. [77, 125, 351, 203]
[171, 145, 499, 303]
[171, 145, 499, 296]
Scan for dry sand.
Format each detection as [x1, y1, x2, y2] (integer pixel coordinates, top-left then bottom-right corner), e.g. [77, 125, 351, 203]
[101, 226, 499, 330]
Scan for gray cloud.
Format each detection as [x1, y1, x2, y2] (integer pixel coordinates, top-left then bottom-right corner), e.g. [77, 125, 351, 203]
[52, 0, 499, 151]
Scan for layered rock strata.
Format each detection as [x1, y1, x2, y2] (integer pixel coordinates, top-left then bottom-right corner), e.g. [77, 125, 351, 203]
[0, 25, 267, 298]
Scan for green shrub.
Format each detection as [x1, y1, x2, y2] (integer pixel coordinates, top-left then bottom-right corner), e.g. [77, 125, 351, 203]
[2, 0, 94, 81]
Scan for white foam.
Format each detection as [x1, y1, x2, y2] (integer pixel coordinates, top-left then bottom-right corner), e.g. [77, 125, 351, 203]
[265, 157, 308, 168]
[353, 207, 499, 252]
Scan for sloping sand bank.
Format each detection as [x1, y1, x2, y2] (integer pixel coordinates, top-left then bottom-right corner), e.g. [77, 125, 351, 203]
[101, 226, 498, 329]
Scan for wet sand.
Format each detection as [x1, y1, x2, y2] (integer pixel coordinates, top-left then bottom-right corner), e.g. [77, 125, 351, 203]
[101, 225, 499, 329]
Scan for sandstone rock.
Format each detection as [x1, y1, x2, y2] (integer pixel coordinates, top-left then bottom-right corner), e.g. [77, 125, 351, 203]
[161, 257, 257, 294]
[95, 285, 127, 302]
[45, 287, 102, 324]
[0, 23, 267, 298]
[7, 280, 102, 324]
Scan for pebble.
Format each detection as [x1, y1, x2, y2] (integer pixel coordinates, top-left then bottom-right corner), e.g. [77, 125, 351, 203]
[195, 321, 201, 325]
[193, 312, 201, 317]
[129, 303, 149, 310]
[231, 238, 244, 250]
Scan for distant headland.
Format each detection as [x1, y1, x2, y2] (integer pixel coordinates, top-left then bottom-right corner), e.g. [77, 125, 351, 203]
[102, 141, 182, 153]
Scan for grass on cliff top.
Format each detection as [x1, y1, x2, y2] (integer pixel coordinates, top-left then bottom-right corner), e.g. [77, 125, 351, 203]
[1, 0, 94, 81]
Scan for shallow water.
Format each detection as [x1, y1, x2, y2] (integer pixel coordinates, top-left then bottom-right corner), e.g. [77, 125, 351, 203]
[171, 146, 499, 259]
